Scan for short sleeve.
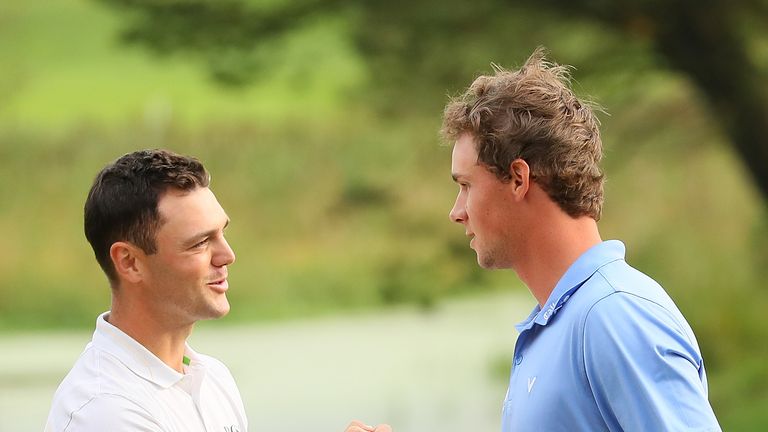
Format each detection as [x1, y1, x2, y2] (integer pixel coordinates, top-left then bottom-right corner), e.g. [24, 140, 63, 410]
[583, 292, 721, 432]
[63, 394, 165, 432]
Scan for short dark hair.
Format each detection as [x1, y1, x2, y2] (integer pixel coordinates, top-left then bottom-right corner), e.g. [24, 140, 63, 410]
[84, 149, 209, 284]
[441, 48, 604, 220]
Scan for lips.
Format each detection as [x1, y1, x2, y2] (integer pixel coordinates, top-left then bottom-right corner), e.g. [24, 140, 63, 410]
[207, 276, 229, 293]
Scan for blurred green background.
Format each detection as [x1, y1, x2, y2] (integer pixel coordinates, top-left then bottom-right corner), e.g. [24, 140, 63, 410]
[1, 0, 767, 430]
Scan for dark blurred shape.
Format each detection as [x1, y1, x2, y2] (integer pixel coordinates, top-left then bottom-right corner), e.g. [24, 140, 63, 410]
[528, 0, 768, 203]
[99, 0, 346, 86]
[96, 0, 768, 200]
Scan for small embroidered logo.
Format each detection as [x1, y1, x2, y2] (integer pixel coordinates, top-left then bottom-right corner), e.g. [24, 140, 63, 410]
[542, 302, 556, 320]
[527, 376, 537, 394]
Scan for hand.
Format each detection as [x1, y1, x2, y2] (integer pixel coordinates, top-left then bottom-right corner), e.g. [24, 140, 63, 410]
[345, 420, 392, 432]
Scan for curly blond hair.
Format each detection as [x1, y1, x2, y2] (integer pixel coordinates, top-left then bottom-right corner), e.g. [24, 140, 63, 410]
[441, 48, 605, 220]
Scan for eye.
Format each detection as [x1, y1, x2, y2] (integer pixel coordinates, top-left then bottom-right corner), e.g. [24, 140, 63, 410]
[192, 238, 209, 249]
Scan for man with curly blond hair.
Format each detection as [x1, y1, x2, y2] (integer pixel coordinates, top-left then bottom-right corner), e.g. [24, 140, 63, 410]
[444, 49, 721, 431]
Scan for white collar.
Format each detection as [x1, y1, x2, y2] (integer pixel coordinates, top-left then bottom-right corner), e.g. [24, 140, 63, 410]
[92, 311, 202, 389]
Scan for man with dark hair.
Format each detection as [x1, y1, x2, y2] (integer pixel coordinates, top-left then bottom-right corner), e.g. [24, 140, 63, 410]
[45, 149, 247, 431]
[443, 49, 721, 431]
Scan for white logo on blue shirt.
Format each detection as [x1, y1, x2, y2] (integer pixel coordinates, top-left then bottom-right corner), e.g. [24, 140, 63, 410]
[527, 376, 537, 393]
[543, 302, 556, 320]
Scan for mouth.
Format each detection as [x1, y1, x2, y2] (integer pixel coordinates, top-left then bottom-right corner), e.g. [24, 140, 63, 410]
[467, 233, 476, 248]
[207, 276, 229, 293]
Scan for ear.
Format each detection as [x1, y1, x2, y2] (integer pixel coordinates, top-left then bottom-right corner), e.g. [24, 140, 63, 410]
[109, 241, 145, 285]
[508, 158, 531, 200]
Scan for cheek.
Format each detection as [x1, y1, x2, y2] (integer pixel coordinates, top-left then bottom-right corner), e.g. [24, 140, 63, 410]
[466, 191, 488, 221]
[155, 254, 208, 281]
[468, 191, 505, 231]
[181, 255, 210, 278]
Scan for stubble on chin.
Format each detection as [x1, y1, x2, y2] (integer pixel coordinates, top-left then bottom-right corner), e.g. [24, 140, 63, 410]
[476, 244, 510, 270]
[476, 250, 496, 269]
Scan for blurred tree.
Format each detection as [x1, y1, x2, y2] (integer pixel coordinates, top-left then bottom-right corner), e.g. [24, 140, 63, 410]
[98, 0, 768, 199]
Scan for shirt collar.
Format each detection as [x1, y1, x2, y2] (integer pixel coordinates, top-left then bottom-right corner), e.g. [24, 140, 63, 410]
[92, 311, 198, 389]
[515, 240, 625, 332]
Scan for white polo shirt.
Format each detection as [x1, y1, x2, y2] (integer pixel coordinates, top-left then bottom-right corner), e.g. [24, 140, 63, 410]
[45, 312, 248, 432]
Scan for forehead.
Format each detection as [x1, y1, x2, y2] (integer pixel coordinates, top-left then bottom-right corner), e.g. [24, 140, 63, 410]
[451, 133, 480, 172]
[156, 187, 227, 231]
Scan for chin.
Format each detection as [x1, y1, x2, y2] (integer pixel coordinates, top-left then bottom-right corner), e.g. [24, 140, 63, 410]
[478, 261, 500, 270]
[202, 302, 231, 320]
[477, 254, 495, 269]
[477, 252, 508, 270]
[215, 303, 231, 318]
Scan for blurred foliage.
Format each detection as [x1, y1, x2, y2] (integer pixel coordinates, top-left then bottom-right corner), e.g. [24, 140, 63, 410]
[1, 0, 767, 429]
[97, 0, 768, 197]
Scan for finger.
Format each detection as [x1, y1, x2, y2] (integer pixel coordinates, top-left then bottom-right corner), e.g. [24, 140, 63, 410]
[345, 420, 374, 432]
[374, 424, 392, 432]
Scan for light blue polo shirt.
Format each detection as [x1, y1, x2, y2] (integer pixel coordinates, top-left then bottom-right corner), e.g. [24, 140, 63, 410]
[501, 240, 721, 431]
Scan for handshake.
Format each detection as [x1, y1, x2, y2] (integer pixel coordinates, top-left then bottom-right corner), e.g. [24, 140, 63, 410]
[345, 420, 392, 432]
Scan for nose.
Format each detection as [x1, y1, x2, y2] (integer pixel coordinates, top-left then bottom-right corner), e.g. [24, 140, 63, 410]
[449, 192, 467, 224]
[213, 236, 236, 267]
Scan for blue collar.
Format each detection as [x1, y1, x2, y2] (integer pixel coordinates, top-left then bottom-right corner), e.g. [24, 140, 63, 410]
[515, 240, 626, 332]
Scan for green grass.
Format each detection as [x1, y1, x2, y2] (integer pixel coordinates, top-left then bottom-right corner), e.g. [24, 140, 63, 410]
[0, 0, 365, 133]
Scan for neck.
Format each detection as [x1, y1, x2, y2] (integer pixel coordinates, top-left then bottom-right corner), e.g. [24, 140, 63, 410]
[514, 205, 602, 307]
[108, 294, 193, 373]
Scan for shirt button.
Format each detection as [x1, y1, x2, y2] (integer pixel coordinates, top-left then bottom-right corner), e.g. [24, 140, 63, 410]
[515, 355, 522, 365]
